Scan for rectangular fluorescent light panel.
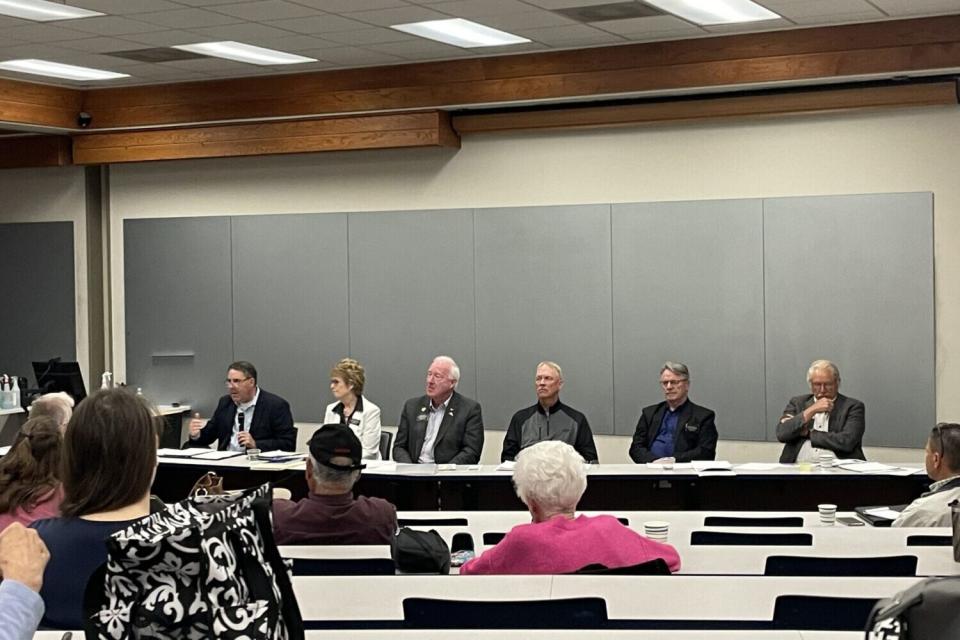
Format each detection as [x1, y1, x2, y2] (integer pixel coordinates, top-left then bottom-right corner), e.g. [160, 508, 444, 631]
[0, 0, 103, 21]
[172, 42, 316, 65]
[392, 18, 530, 48]
[0, 59, 128, 81]
[643, 0, 780, 25]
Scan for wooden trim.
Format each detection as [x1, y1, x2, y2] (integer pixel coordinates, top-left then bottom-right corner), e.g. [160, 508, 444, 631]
[0, 135, 72, 168]
[77, 15, 960, 130]
[452, 82, 960, 133]
[0, 78, 82, 130]
[71, 111, 459, 164]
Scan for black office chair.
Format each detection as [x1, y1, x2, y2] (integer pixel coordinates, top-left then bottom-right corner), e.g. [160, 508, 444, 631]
[764, 555, 918, 576]
[379, 431, 393, 460]
[398, 517, 469, 527]
[402, 597, 609, 629]
[906, 535, 952, 546]
[772, 595, 880, 630]
[483, 532, 506, 545]
[571, 558, 670, 575]
[690, 531, 813, 546]
[290, 557, 395, 576]
[704, 516, 804, 527]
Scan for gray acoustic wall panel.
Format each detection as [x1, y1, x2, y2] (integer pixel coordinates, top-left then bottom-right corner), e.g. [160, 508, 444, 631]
[763, 192, 934, 448]
[124, 217, 233, 415]
[347, 210, 477, 425]
[0, 222, 75, 379]
[474, 204, 614, 435]
[611, 200, 766, 439]
[231, 213, 349, 424]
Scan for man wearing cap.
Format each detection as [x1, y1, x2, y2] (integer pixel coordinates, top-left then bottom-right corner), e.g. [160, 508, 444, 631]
[272, 424, 397, 545]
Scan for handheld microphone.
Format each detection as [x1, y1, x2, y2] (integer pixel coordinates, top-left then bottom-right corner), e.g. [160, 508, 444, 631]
[237, 410, 245, 432]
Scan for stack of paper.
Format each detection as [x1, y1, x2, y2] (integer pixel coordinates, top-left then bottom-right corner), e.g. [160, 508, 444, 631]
[692, 460, 736, 477]
[258, 451, 305, 463]
[157, 448, 205, 458]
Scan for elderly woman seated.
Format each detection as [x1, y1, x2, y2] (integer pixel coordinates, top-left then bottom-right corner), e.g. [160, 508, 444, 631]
[460, 441, 680, 575]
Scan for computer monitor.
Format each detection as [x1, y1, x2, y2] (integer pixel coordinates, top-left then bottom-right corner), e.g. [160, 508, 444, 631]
[32, 359, 87, 403]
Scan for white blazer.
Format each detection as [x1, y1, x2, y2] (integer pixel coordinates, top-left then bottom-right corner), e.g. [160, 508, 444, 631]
[324, 396, 382, 460]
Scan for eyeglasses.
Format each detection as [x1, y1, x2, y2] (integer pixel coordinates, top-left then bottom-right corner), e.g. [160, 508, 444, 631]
[660, 379, 688, 387]
[225, 377, 251, 386]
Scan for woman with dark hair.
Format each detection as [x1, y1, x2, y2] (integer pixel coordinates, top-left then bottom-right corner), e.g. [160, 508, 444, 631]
[0, 416, 64, 531]
[31, 388, 159, 629]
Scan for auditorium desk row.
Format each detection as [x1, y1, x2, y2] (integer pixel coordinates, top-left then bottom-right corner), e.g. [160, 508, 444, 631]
[154, 456, 929, 511]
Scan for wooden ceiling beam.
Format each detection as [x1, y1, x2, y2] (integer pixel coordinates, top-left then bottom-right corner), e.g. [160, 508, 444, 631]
[452, 82, 960, 134]
[0, 135, 72, 168]
[0, 78, 82, 130]
[71, 111, 459, 164]
[76, 15, 960, 130]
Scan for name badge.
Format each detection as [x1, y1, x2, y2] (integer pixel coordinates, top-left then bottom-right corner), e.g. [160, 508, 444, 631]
[684, 423, 699, 433]
[349, 417, 360, 426]
[417, 414, 428, 422]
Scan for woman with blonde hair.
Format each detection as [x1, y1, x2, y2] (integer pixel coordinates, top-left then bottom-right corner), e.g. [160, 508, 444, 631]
[324, 358, 382, 459]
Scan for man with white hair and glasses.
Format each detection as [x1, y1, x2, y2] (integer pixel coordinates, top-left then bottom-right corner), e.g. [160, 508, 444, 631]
[776, 359, 865, 463]
[892, 423, 960, 527]
[393, 355, 484, 464]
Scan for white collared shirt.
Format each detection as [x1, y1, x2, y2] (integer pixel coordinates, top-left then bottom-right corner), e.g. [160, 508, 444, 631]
[228, 387, 260, 452]
[418, 395, 451, 463]
[796, 401, 831, 463]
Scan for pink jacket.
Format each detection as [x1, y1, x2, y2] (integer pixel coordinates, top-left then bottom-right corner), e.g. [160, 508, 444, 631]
[460, 514, 681, 575]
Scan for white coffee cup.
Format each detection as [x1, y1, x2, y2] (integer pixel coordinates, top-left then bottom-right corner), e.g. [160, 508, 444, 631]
[818, 503, 837, 526]
[643, 520, 670, 542]
[819, 451, 835, 469]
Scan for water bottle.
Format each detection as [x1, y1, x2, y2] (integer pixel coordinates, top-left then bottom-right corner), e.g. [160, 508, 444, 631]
[10, 376, 19, 409]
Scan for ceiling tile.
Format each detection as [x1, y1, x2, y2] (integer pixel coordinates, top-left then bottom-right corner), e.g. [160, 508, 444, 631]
[135, 8, 247, 28]
[266, 14, 371, 33]
[158, 57, 257, 72]
[208, 1, 321, 21]
[758, 0, 881, 19]
[58, 36, 149, 53]
[426, 0, 534, 17]
[591, 14, 703, 36]
[290, 0, 408, 10]
[366, 38, 473, 59]
[791, 11, 887, 26]
[317, 27, 415, 45]
[470, 11, 576, 30]
[307, 45, 405, 66]
[342, 5, 452, 27]
[188, 22, 302, 41]
[700, 18, 796, 33]
[51, 16, 169, 36]
[520, 0, 629, 9]
[867, 0, 960, 16]
[166, 0, 243, 5]
[117, 29, 209, 47]
[70, 0, 184, 13]
[248, 34, 338, 50]
[519, 23, 626, 46]
[0, 24, 91, 43]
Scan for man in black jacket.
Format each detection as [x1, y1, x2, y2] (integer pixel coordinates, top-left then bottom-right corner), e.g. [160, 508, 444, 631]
[186, 361, 296, 452]
[629, 361, 718, 463]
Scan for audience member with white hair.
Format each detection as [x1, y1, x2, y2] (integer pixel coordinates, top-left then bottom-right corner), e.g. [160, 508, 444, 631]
[27, 392, 74, 431]
[460, 441, 681, 574]
[272, 423, 397, 545]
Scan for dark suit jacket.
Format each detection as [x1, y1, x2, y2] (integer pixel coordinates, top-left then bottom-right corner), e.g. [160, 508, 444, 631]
[188, 388, 296, 452]
[629, 399, 718, 463]
[776, 393, 865, 463]
[393, 391, 484, 465]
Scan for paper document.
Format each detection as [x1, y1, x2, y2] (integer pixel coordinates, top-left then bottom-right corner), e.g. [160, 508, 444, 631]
[691, 460, 732, 471]
[192, 450, 244, 460]
[250, 459, 304, 470]
[157, 448, 204, 458]
[363, 460, 397, 472]
[258, 451, 305, 461]
[495, 460, 516, 472]
[698, 470, 737, 477]
[735, 463, 780, 471]
[863, 506, 903, 520]
[838, 462, 898, 474]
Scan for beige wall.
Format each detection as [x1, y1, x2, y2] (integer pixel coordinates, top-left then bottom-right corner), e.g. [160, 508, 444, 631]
[97, 105, 960, 457]
[0, 166, 90, 382]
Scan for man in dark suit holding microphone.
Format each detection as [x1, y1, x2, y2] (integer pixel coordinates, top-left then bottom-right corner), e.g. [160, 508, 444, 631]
[186, 361, 296, 452]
